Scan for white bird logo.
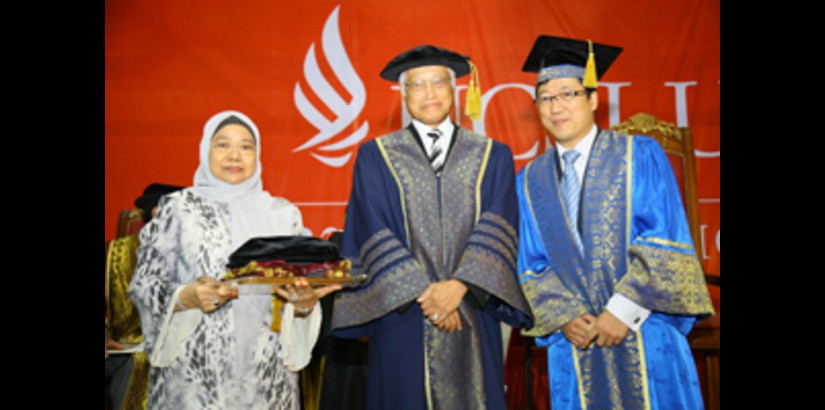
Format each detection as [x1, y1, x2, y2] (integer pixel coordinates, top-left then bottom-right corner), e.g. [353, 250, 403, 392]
[513, 136, 554, 160]
[293, 5, 369, 167]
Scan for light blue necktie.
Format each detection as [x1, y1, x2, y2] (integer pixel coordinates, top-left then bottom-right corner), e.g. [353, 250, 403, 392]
[560, 150, 584, 254]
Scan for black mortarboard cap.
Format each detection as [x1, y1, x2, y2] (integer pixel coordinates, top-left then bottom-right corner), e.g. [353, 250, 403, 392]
[380, 45, 472, 82]
[226, 236, 342, 268]
[134, 183, 184, 221]
[521, 35, 623, 87]
[380, 44, 483, 121]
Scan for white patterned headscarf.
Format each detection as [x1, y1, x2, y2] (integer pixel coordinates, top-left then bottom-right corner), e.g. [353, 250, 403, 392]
[191, 110, 278, 249]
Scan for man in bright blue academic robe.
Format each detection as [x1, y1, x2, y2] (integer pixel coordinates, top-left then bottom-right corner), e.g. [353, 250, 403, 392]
[516, 35, 715, 410]
[331, 45, 533, 410]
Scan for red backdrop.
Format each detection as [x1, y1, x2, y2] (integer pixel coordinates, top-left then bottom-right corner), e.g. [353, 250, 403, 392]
[106, 0, 720, 284]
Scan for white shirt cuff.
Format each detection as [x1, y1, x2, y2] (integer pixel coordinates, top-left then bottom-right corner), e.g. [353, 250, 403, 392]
[605, 293, 650, 332]
[150, 286, 203, 367]
[280, 301, 322, 372]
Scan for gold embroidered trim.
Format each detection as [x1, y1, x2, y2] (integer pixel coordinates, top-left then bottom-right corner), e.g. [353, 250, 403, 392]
[579, 131, 630, 306]
[637, 330, 652, 410]
[332, 259, 425, 328]
[437, 129, 489, 278]
[626, 135, 633, 253]
[572, 344, 588, 410]
[519, 269, 544, 279]
[636, 236, 693, 250]
[376, 138, 410, 244]
[382, 129, 445, 277]
[520, 270, 588, 337]
[474, 139, 493, 223]
[456, 246, 519, 300]
[618, 244, 714, 315]
[424, 321, 434, 410]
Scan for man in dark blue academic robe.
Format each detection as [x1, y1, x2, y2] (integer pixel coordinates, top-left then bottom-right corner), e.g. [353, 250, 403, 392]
[331, 45, 533, 410]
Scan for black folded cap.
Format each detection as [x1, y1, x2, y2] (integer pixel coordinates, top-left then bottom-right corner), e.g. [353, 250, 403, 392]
[133, 183, 184, 219]
[521, 35, 622, 87]
[380, 44, 471, 81]
[226, 236, 342, 268]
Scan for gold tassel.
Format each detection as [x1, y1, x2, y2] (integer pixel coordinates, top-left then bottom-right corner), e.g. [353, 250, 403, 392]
[465, 60, 482, 121]
[270, 296, 284, 332]
[583, 39, 598, 88]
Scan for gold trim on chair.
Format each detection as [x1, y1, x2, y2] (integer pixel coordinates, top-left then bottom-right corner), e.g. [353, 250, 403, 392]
[611, 113, 682, 141]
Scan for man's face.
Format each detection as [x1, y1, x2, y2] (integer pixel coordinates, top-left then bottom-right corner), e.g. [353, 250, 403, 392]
[403, 65, 453, 127]
[536, 77, 598, 148]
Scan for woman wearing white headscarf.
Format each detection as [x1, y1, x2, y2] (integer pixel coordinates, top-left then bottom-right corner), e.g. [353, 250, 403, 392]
[129, 110, 340, 409]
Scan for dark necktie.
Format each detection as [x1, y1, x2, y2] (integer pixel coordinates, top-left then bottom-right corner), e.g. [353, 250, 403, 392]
[427, 129, 444, 174]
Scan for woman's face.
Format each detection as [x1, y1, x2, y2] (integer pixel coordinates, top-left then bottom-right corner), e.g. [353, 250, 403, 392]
[208, 124, 257, 185]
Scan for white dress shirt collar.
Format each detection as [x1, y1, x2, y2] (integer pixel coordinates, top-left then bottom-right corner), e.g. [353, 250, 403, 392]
[411, 117, 454, 155]
[556, 124, 598, 177]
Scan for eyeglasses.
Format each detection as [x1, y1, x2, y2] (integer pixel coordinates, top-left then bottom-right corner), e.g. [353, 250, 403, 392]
[211, 141, 256, 156]
[405, 76, 451, 95]
[536, 89, 588, 105]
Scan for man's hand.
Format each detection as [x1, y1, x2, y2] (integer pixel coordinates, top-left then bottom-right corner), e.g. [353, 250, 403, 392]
[594, 310, 629, 347]
[417, 279, 468, 324]
[105, 335, 125, 359]
[436, 310, 463, 333]
[561, 314, 598, 349]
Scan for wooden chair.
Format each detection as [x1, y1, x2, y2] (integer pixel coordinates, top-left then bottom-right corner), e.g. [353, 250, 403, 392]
[116, 209, 145, 238]
[504, 328, 550, 410]
[612, 112, 720, 410]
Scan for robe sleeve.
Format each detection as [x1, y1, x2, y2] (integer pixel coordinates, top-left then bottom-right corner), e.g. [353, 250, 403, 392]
[515, 164, 589, 338]
[330, 141, 431, 330]
[614, 136, 714, 319]
[452, 141, 533, 329]
[128, 194, 204, 366]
